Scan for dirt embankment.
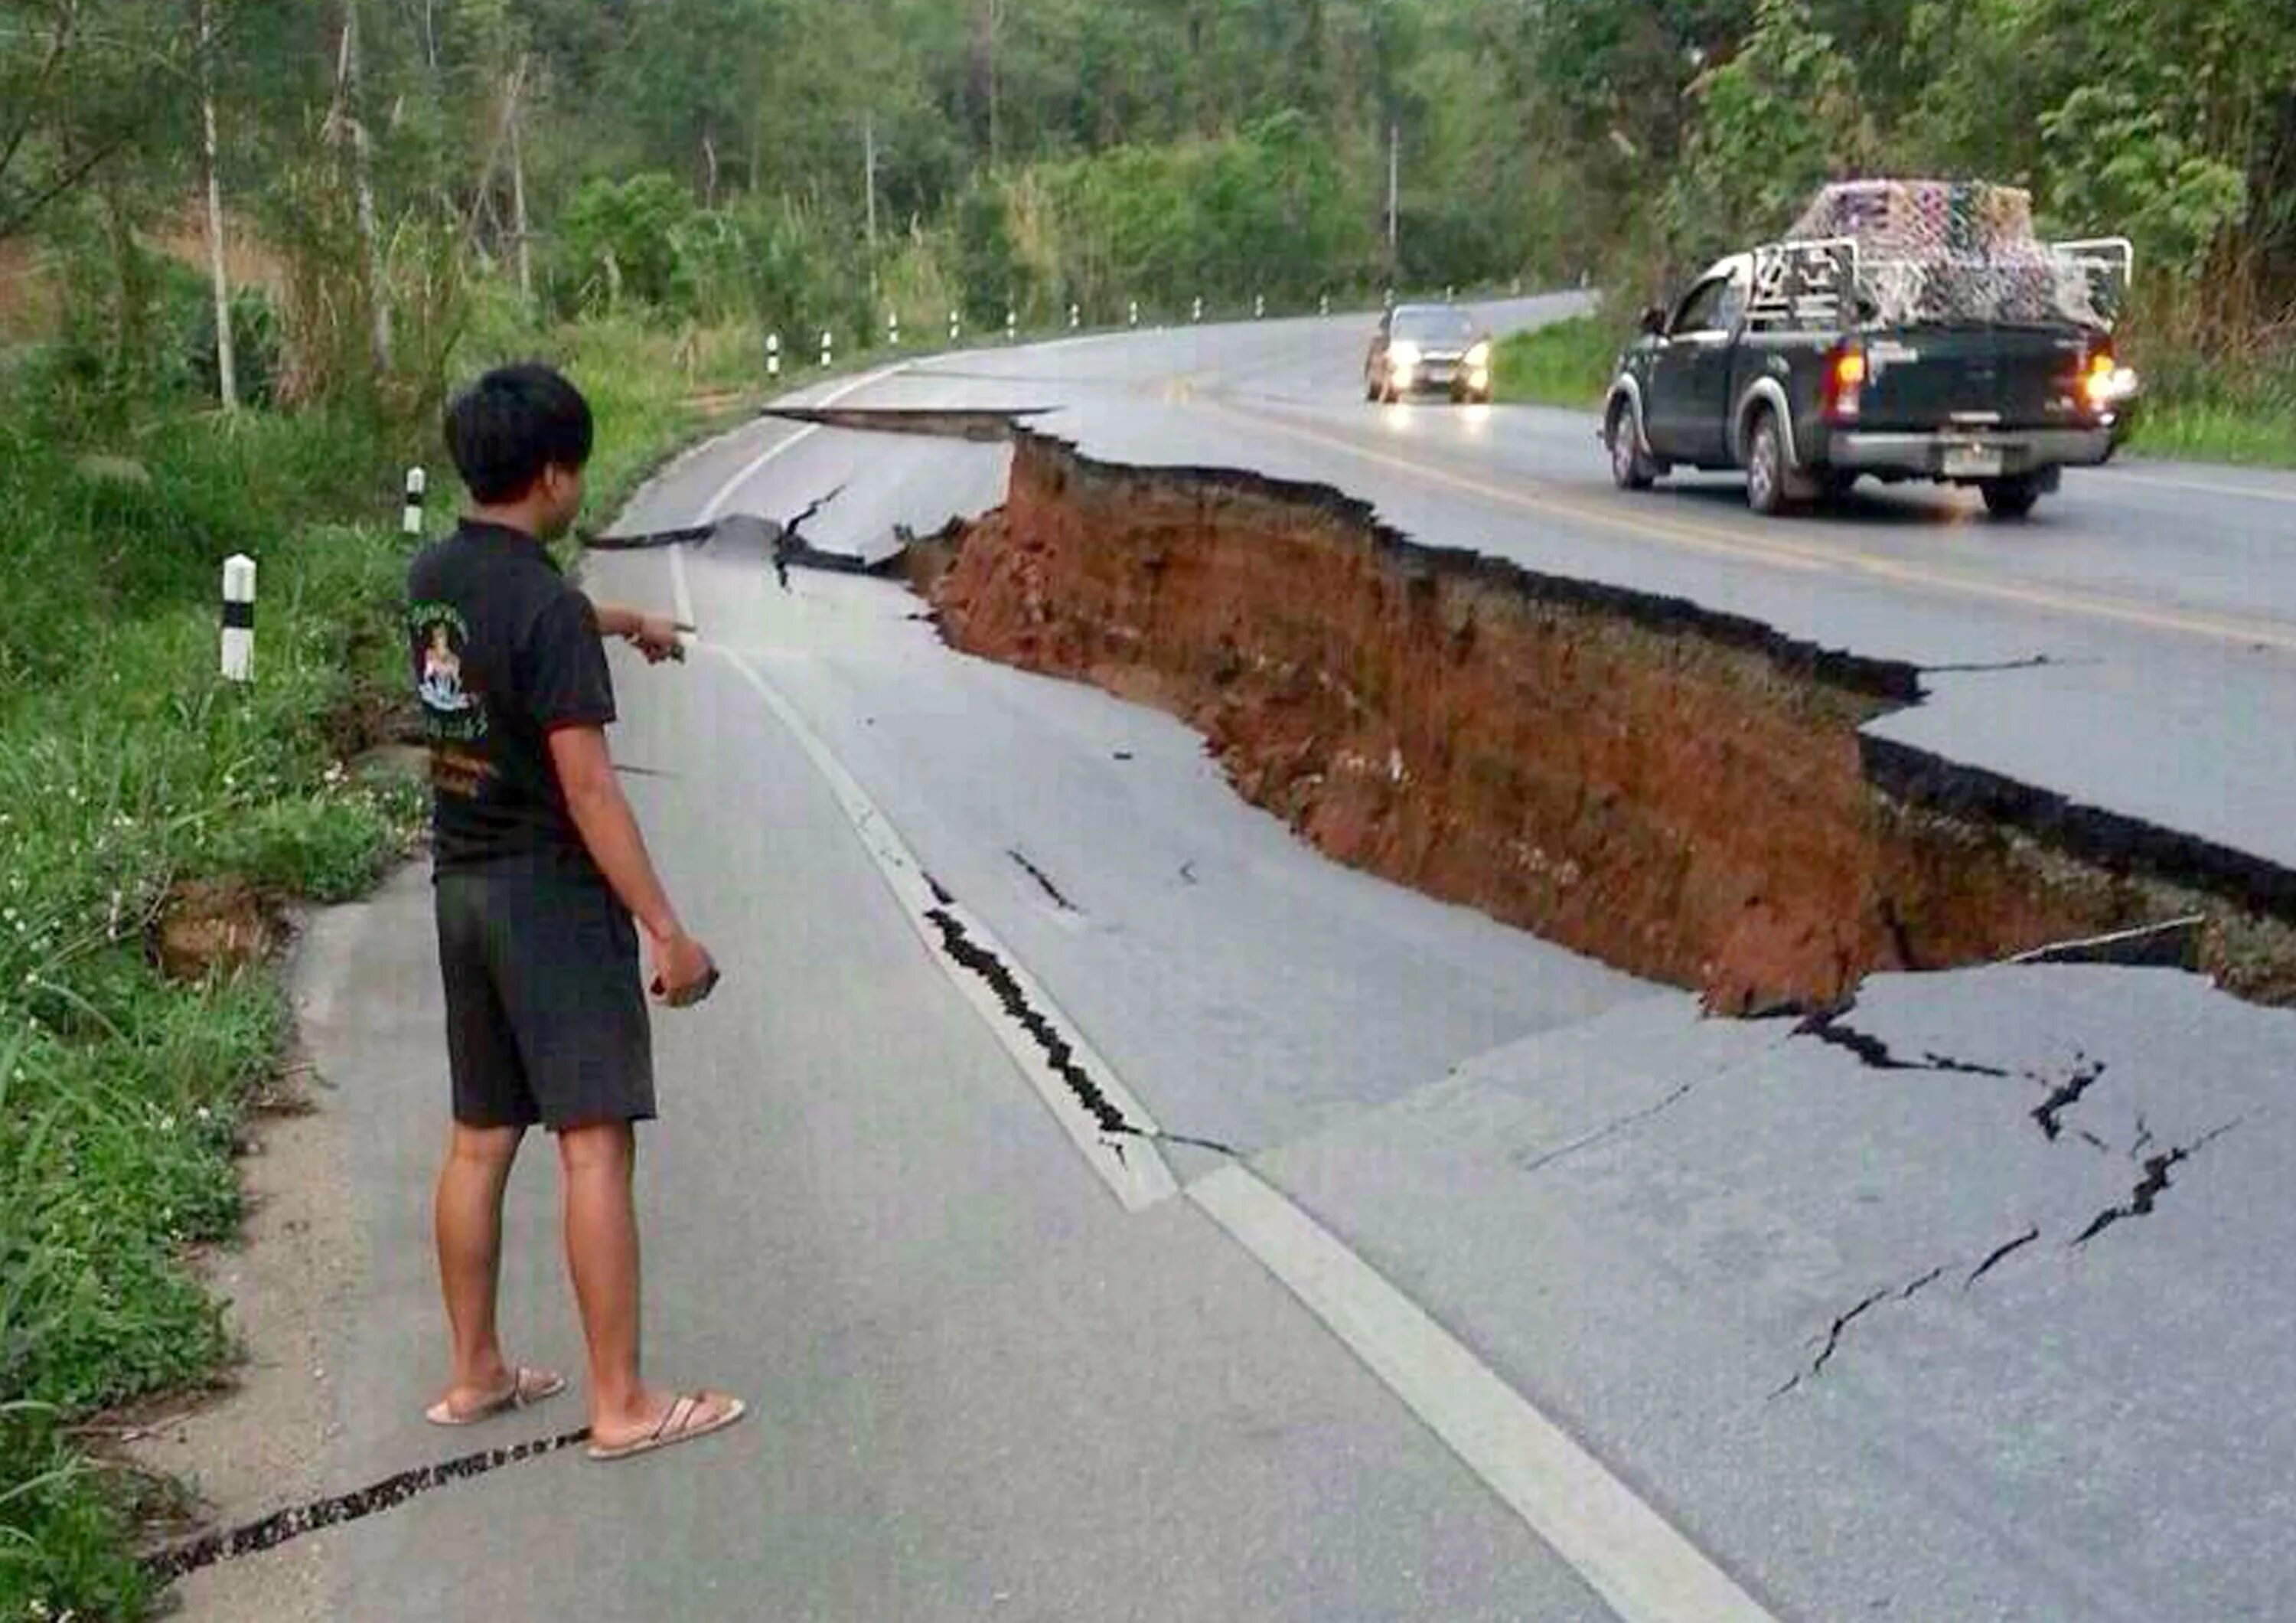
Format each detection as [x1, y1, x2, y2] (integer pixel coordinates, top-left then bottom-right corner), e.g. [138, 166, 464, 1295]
[916, 433, 2296, 1012]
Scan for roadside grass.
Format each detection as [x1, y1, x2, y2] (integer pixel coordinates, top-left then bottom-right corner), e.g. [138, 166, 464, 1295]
[1489, 314, 1623, 410]
[2126, 397, 2296, 469]
[0, 309, 752, 1619]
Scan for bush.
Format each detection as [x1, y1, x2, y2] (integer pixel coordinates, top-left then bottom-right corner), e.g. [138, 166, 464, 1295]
[552, 171, 700, 317]
[1489, 315, 1627, 410]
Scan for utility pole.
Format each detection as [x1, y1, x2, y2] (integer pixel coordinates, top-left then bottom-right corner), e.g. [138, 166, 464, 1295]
[507, 55, 532, 302]
[1386, 121, 1400, 274]
[198, 0, 237, 410]
[864, 113, 879, 254]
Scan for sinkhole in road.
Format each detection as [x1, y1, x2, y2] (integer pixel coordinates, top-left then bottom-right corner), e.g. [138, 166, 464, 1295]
[778, 408, 2296, 1013]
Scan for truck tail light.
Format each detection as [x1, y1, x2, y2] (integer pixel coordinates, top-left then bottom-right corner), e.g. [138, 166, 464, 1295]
[2079, 341, 2135, 413]
[1823, 344, 1866, 423]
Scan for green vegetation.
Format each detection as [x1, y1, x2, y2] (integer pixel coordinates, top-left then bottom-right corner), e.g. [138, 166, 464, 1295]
[2131, 400, 2296, 469]
[0, 405, 418, 1616]
[1489, 317, 1621, 412]
[0, 289, 756, 1619]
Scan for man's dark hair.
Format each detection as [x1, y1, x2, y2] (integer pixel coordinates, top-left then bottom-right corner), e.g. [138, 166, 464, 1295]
[443, 364, 595, 503]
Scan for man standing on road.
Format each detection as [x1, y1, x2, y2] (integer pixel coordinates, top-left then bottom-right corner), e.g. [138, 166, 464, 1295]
[406, 362, 745, 1461]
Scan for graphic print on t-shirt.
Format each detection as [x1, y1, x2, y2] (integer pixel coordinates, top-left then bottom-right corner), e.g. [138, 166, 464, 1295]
[408, 600, 488, 743]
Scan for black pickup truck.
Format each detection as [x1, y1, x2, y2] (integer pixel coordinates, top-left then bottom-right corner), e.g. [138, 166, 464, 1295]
[1602, 185, 2135, 519]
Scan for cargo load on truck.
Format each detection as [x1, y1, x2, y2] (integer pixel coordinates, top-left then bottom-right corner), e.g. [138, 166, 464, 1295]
[1770, 179, 2128, 331]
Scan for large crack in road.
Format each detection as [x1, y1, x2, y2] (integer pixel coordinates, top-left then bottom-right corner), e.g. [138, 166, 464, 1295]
[796, 410, 2296, 1013]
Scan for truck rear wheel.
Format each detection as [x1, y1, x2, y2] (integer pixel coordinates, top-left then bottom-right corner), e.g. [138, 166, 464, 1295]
[1746, 411, 1792, 514]
[1981, 475, 2043, 519]
[1607, 400, 1655, 491]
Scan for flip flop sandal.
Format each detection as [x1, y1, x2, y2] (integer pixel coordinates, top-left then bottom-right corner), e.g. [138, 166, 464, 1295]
[424, 1366, 566, 1426]
[586, 1391, 747, 1462]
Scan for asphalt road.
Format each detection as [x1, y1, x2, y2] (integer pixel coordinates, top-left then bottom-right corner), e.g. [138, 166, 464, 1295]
[233, 305, 2296, 1621]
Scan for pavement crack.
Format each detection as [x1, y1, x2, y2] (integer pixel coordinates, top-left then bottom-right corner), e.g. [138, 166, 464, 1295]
[143, 1428, 591, 1581]
[2030, 1054, 2106, 1141]
[1133, 1126, 1242, 1158]
[918, 883, 1236, 1161]
[1007, 847, 1081, 913]
[1963, 1226, 2041, 1289]
[1517, 1079, 1698, 1174]
[924, 903, 1132, 1137]
[1918, 653, 2066, 674]
[2069, 1119, 2243, 1248]
[1774, 1263, 1949, 1398]
[1793, 1010, 2011, 1077]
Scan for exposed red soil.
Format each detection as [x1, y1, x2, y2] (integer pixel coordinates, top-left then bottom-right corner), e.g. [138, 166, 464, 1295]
[919, 435, 2251, 1012]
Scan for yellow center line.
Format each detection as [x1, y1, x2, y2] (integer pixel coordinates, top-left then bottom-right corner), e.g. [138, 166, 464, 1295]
[1193, 395, 2296, 656]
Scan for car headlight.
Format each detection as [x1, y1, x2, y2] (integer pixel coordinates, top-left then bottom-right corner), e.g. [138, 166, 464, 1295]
[1389, 341, 1421, 371]
[1466, 341, 1491, 368]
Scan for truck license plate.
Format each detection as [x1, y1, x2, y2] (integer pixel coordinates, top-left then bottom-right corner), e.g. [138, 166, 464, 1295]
[1944, 444, 2003, 478]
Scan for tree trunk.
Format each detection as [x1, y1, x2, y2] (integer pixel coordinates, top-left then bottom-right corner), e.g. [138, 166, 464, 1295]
[199, 0, 238, 410]
[336, 1, 391, 374]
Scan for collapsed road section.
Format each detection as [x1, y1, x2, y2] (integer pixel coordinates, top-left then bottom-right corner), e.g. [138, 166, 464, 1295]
[770, 409, 2296, 1014]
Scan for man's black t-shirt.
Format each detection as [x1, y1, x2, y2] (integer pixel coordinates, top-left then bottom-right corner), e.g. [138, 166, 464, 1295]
[406, 520, 616, 872]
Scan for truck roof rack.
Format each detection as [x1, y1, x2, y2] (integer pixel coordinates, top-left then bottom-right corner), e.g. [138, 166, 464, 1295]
[1746, 236, 1861, 330]
[2049, 237, 2135, 326]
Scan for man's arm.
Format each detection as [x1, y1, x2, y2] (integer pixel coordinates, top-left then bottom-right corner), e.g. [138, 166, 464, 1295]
[589, 601, 687, 663]
[546, 723, 715, 1002]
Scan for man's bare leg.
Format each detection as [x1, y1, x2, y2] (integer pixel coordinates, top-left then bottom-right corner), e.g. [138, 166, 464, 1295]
[559, 1120, 739, 1448]
[432, 1122, 523, 1412]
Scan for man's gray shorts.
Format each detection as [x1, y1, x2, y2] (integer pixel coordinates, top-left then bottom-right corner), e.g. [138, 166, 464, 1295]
[433, 857, 655, 1130]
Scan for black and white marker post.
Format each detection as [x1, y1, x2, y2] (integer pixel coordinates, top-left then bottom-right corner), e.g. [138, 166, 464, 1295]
[220, 554, 256, 684]
[402, 466, 426, 537]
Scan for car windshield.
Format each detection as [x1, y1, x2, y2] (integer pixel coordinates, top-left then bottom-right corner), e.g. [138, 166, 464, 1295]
[1394, 309, 1477, 345]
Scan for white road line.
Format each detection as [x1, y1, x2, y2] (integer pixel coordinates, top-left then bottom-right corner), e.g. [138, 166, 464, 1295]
[696, 364, 908, 522]
[713, 644, 1179, 1213]
[1192, 1164, 1782, 1623]
[672, 365, 910, 638]
[660, 374, 1782, 1618]
[2096, 465, 2296, 505]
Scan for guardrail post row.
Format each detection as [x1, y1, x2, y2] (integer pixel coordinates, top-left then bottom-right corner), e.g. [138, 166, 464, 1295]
[220, 554, 256, 683]
[401, 466, 426, 536]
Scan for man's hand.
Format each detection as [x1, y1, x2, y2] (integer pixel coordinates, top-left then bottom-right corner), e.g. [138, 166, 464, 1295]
[625, 612, 686, 665]
[646, 925, 719, 1008]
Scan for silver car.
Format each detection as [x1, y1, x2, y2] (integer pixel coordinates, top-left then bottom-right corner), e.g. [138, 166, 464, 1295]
[1365, 304, 1493, 403]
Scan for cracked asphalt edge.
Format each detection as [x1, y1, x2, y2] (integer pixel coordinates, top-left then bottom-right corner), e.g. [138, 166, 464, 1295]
[713, 643, 1191, 1211]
